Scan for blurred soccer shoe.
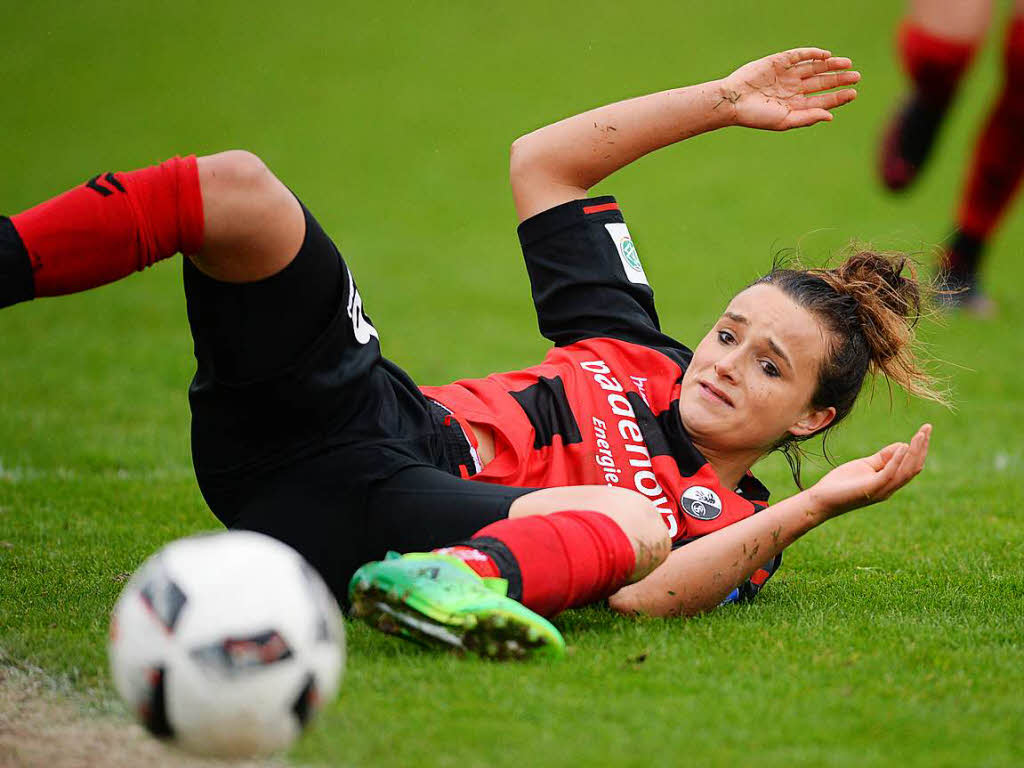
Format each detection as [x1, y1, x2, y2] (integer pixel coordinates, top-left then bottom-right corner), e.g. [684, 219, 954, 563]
[349, 552, 565, 660]
[934, 268, 996, 317]
[935, 230, 996, 317]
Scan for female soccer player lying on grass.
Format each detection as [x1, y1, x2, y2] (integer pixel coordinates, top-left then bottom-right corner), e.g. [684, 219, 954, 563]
[0, 47, 940, 660]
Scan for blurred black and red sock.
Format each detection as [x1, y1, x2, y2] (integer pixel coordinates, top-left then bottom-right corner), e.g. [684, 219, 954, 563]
[955, 17, 1024, 248]
[881, 22, 978, 189]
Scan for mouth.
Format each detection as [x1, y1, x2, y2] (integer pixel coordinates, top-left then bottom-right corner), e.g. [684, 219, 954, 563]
[698, 380, 734, 407]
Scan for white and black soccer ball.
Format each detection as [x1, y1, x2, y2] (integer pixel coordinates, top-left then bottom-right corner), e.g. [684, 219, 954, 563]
[108, 531, 345, 758]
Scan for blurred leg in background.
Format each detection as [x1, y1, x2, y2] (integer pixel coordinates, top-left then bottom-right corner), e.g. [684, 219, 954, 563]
[940, 4, 1024, 313]
[879, 0, 991, 192]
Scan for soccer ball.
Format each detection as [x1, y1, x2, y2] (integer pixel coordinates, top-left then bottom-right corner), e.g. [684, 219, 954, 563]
[108, 531, 345, 758]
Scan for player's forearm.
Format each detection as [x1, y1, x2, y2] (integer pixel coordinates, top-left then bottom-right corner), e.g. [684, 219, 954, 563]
[510, 79, 736, 195]
[609, 490, 825, 617]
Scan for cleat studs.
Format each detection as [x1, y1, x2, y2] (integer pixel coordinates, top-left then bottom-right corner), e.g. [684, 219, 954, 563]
[375, 612, 400, 634]
[504, 640, 524, 659]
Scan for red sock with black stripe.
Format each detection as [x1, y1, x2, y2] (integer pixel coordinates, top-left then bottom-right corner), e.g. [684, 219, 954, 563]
[2, 155, 203, 306]
[437, 510, 636, 618]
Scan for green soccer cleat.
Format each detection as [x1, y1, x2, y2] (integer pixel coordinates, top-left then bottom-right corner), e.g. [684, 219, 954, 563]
[349, 552, 565, 660]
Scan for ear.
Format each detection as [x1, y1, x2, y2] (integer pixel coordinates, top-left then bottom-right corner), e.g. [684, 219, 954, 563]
[788, 405, 836, 438]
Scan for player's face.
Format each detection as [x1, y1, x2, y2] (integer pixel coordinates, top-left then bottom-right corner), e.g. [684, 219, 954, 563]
[679, 284, 836, 459]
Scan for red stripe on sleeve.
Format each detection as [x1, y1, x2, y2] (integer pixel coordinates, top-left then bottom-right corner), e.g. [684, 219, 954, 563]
[582, 202, 620, 214]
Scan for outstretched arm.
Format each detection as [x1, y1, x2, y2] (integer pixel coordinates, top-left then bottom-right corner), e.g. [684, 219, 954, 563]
[510, 47, 860, 221]
[609, 424, 932, 617]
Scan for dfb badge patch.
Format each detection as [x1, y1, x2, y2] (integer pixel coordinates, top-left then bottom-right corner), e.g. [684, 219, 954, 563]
[604, 222, 648, 285]
[680, 486, 723, 520]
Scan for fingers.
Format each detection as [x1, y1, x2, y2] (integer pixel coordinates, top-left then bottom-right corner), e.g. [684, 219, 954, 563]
[802, 70, 861, 93]
[869, 442, 905, 471]
[781, 108, 833, 129]
[800, 88, 858, 111]
[792, 56, 853, 78]
[913, 424, 932, 475]
[881, 424, 933, 497]
[876, 442, 910, 488]
[781, 47, 832, 65]
[900, 424, 932, 481]
[782, 87, 857, 130]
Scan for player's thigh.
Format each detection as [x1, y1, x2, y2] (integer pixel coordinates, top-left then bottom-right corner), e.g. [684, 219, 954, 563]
[184, 201, 350, 382]
[908, 0, 993, 42]
[363, 466, 535, 555]
[186, 200, 383, 478]
[222, 450, 373, 606]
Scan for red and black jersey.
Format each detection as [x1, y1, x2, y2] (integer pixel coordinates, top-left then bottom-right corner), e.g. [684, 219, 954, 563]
[422, 197, 782, 599]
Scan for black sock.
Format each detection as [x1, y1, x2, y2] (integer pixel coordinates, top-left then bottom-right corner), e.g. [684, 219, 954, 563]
[0, 218, 34, 308]
[899, 92, 951, 169]
[943, 229, 985, 285]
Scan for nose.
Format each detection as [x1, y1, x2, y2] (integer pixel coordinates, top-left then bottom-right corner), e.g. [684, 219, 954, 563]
[714, 350, 740, 383]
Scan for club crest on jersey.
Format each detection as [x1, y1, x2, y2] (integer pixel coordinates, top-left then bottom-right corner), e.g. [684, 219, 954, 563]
[680, 486, 722, 521]
[604, 222, 647, 285]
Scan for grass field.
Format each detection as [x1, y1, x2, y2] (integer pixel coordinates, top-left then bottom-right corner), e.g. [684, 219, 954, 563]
[1, 1, 1022, 766]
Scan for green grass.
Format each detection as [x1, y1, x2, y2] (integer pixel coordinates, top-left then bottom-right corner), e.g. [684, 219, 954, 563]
[1, 1, 1022, 766]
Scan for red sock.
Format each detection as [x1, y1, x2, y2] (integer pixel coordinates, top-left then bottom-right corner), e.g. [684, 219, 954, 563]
[899, 21, 977, 108]
[956, 17, 1024, 242]
[438, 510, 636, 618]
[10, 155, 203, 297]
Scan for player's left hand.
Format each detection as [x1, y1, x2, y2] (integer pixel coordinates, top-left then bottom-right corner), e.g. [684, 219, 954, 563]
[806, 424, 932, 520]
[720, 47, 860, 131]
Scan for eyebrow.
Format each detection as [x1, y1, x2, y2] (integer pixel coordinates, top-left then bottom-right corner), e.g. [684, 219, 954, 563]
[721, 312, 793, 370]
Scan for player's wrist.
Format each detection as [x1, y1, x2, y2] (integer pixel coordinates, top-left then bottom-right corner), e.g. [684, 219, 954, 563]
[800, 486, 841, 526]
[707, 78, 741, 129]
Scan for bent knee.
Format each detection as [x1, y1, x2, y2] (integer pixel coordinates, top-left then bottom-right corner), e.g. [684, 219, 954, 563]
[201, 149, 274, 190]
[606, 491, 671, 572]
[198, 150, 285, 216]
[567, 487, 670, 577]
[194, 150, 304, 282]
[507, 485, 671, 577]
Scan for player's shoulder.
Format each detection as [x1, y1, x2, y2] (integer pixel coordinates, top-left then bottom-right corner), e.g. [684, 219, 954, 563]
[556, 334, 693, 373]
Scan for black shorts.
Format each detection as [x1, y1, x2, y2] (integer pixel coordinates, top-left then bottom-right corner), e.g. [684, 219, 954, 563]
[183, 201, 532, 602]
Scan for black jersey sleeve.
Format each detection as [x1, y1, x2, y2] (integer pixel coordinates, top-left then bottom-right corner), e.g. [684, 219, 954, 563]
[518, 196, 688, 352]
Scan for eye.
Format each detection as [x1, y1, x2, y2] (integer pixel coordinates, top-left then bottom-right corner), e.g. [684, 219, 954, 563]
[717, 329, 735, 344]
[759, 360, 781, 378]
